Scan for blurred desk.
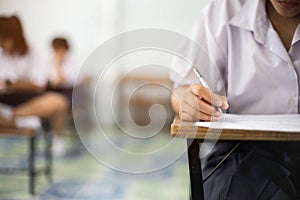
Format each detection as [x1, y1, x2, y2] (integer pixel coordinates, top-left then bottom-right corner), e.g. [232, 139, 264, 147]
[118, 75, 174, 129]
[170, 116, 300, 200]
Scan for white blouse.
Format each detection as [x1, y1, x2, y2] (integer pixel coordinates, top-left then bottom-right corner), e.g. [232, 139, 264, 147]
[0, 48, 48, 87]
[170, 0, 300, 114]
[47, 53, 79, 88]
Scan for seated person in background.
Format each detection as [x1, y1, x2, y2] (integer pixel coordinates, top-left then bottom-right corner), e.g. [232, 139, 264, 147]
[47, 37, 93, 129]
[47, 37, 79, 106]
[0, 15, 68, 157]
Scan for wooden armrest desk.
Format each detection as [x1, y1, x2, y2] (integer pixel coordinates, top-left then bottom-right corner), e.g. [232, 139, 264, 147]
[170, 116, 300, 200]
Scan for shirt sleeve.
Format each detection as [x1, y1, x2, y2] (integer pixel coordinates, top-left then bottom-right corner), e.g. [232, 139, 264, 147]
[170, 0, 229, 96]
[27, 51, 50, 87]
[62, 55, 80, 87]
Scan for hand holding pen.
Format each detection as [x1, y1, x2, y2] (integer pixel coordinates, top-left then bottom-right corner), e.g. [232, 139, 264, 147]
[173, 67, 229, 122]
[190, 67, 229, 120]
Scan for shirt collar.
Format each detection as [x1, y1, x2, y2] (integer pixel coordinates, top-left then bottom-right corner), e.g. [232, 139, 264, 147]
[292, 24, 300, 45]
[228, 0, 299, 64]
[229, 0, 268, 44]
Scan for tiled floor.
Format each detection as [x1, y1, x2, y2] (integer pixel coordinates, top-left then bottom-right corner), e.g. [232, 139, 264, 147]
[0, 128, 190, 200]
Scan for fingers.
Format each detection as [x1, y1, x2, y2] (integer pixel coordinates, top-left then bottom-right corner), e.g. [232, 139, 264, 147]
[179, 109, 198, 122]
[190, 84, 229, 110]
[219, 96, 229, 109]
[180, 111, 221, 122]
[184, 94, 222, 117]
[178, 84, 229, 122]
[180, 97, 222, 121]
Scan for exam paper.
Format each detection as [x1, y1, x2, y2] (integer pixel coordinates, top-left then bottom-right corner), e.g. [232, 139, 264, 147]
[194, 114, 300, 132]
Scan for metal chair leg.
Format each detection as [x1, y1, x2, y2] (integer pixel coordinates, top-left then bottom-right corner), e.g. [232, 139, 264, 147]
[187, 139, 204, 200]
[29, 134, 36, 195]
[45, 130, 53, 183]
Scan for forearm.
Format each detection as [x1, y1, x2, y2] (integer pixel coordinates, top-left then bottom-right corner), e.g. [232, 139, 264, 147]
[52, 64, 65, 87]
[54, 71, 65, 86]
[8, 81, 45, 93]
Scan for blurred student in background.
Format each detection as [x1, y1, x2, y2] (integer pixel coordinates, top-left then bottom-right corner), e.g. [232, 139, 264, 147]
[47, 37, 79, 106]
[47, 37, 94, 131]
[0, 15, 68, 157]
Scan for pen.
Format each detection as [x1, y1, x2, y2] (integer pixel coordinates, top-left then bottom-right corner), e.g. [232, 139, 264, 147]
[192, 67, 223, 113]
[192, 71, 239, 184]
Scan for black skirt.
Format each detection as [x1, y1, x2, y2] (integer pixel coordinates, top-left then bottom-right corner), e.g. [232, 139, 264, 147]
[202, 141, 300, 200]
[0, 92, 44, 106]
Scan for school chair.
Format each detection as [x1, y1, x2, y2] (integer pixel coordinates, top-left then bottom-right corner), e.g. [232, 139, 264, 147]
[0, 121, 53, 195]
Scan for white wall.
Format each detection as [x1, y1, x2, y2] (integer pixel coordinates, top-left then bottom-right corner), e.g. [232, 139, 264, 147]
[121, 0, 209, 33]
[0, 0, 119, 67]
[0, 0, 209, 72]
[0, 0, 210, 125]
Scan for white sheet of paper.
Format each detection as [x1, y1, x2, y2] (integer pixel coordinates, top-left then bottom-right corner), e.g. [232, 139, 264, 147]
[194, 114, 300, 132]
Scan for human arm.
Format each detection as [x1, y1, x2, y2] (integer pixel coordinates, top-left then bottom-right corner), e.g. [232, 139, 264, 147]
[50, 52, 66, 88]
[171, 84, 229, 121]
[5, 80, 45, 93]
[51, 63, 65, 87]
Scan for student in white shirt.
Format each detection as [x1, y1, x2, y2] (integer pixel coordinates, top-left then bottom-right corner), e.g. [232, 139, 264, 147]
[0, 15, 68, 157]
[47, 37, 78, 106]
[48, 37, 78, 89]
[171, 0, 300, 199]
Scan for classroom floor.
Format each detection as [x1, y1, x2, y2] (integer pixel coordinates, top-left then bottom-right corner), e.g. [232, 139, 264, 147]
[0, 127, 190, 200]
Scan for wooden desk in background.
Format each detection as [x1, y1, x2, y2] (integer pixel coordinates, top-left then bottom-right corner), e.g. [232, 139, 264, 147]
[170, 116, 300, 200]
[118, 75, 174, 129]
